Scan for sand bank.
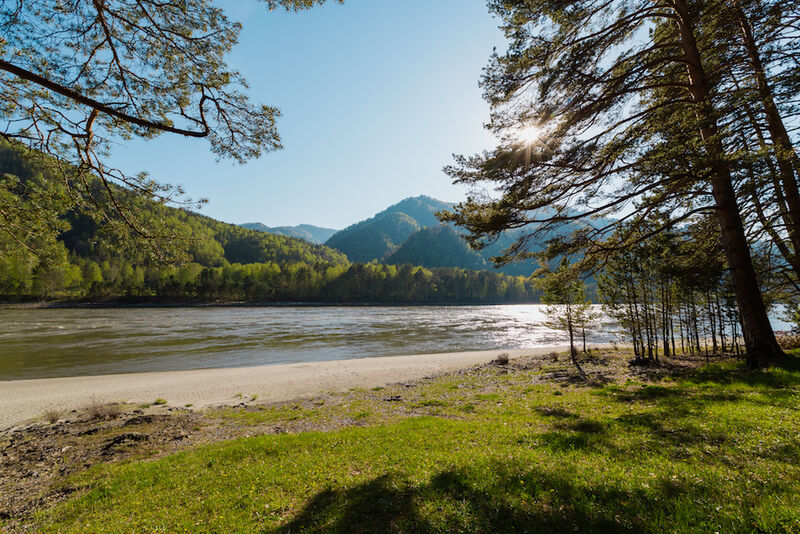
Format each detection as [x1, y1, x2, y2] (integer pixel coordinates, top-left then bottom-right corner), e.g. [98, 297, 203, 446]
[0, 347, 571, 429]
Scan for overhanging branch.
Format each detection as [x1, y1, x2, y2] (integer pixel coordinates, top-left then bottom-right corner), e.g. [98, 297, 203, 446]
[0, 58, 210, 138]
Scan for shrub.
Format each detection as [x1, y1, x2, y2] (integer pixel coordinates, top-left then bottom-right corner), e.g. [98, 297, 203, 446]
[494, 353, 510, 365]
[43, 408, 62, 424]
[84, 401, 122, 421]
[776, 334, 800, 351]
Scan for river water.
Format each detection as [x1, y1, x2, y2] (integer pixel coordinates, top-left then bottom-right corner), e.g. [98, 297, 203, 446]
[0, 305, 618, 380]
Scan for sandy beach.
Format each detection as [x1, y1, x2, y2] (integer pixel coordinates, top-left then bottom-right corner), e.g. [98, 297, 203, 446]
[0, 347, 570, 429]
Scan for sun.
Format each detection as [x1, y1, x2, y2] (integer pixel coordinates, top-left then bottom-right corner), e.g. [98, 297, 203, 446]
[514, 125, 543, 145]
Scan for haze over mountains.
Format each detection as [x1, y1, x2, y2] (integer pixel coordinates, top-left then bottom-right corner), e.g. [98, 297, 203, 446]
[239, 223, 337, 245]
[242, 196, 547, 276]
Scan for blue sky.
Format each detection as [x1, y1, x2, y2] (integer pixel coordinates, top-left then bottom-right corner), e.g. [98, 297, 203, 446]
[108, 0, 505, 229]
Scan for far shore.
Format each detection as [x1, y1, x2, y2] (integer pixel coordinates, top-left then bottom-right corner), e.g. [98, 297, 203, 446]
[0, 347, 573, 430]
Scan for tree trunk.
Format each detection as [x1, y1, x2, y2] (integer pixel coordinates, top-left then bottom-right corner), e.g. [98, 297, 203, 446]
[640, 272, 654, 361]
[628, 280, 643, 358]
[732, 306, 742, 357]
[568, 318, 574, 356]
[672, 0, 784, 369]
[715, 287, 727, 352]
[582, 327, 586, 353]
[678, 301, 686, 354]
[662, 281, 671, 358]
[568, 313, 586, 379]
[692, 300, 702, 356]
[707, 289, 718, 353]
[736, 7, 800, 259]
[726, 65, 794, 238]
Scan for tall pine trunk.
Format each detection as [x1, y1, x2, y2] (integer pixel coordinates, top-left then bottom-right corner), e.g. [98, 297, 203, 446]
[672, 0, 783, 369]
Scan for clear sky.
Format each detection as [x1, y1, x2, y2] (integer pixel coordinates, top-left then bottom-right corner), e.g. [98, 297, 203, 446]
[107, 0, 505, 230]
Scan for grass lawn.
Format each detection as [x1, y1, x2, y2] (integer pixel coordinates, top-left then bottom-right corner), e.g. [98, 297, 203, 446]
[12, 351, 800, 533]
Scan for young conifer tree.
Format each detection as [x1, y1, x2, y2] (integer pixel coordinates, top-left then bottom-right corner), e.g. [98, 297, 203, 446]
[539, 260, 591, 379]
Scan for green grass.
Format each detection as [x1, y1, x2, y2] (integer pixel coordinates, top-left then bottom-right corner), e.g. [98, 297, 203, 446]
[20, 357, 800, 533]
[211, 404, 320, 425]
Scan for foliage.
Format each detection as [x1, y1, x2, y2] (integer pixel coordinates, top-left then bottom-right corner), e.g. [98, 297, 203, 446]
[0, 141, 535, 304]
[318, 263, 535, 304]
[326, 196, 560, 276]
[327, 211, 421, 263]
[241, 223, 338, 245]
[325, 196, 451, 263]
[0, 0, 341, 245]
[597, 221, 746, 362]
[782, 305, 800, 333]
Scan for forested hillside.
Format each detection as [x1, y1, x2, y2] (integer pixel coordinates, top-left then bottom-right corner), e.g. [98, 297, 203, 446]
[324, 196, 450, 263]
[386, 225, 489, 271]
[323, 196, 593, 277]
[0, 142, 536, 304]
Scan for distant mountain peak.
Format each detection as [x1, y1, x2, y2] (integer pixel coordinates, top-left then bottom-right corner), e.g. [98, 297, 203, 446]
[321, 195, 596, 277]
[323, 196, 455, 263]
[240, 223, 338, 245]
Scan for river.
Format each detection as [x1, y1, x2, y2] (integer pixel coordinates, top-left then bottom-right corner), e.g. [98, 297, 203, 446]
[0, 305, 617, 380]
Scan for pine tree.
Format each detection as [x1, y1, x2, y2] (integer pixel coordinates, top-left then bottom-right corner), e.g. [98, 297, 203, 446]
[442, 0, 787, 368]
[0, 0, 340, 246]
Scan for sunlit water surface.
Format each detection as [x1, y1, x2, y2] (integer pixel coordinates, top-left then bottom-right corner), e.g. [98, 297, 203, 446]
[0, 305, 618, 380]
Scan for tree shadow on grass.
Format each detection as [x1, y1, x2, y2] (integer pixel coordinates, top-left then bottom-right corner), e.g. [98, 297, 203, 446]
[534, 406, 578, 419]
[613, 411, 727, 451]
[268, 461, 725, 534]
[663, 364, 800, 410]
[532, 417, 614, 453]
[678, 361, 800, 388]
[599, 366, 800, 411]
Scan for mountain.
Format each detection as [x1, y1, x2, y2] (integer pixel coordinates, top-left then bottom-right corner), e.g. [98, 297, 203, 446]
[324, 195, 536, 273]
[325, 196, 454, 263]
[240, 223, 337, 245]
[386, 225, 489, 271]
[325, 196, 609, 276]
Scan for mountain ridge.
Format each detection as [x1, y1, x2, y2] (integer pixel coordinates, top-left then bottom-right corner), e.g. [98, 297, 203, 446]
[323, 195, 547, 275]
[324, 196, 455, 263]
[240, 223, 338, 245]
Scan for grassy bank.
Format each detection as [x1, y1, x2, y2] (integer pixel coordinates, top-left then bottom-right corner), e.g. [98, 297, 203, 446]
[6, 350, 800, 533]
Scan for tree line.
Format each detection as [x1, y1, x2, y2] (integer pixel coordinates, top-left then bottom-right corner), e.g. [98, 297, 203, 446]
[539, 217, 769, 377]
[596, 222, 749, 363]
[0, 256, 536, 305]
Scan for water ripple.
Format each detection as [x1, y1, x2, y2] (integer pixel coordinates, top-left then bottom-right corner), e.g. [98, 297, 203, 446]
[0, 305, 616, 380]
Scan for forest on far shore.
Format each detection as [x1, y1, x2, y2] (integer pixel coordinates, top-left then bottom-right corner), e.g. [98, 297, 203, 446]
[0, 141, 537, 305]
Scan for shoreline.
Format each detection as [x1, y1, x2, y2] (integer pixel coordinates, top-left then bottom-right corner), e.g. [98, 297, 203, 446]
[0, 347, 570, 430]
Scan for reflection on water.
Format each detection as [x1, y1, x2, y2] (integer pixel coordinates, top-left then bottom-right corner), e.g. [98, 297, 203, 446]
[0, 305, 615, 380]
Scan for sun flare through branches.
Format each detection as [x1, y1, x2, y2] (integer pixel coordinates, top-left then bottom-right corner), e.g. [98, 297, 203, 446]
[513, 125, 544, 146]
